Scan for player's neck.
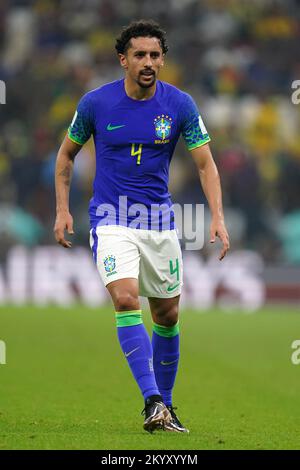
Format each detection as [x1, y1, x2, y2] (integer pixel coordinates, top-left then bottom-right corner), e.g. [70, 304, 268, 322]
[124, 77, 156, 101]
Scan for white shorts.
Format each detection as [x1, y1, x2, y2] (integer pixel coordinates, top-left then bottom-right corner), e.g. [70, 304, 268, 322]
[89, 225, 183, 298]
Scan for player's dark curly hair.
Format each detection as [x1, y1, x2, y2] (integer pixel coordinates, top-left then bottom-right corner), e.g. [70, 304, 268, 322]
[115, 20, 168, 55]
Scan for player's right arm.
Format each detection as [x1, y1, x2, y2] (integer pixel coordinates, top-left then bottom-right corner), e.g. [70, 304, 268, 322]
[54, 135, 82, 248]
[54, 93, 94, 248]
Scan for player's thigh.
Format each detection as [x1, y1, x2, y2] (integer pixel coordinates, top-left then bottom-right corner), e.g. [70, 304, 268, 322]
[138, 229, 183, 298]
[89, 225, 140, 290]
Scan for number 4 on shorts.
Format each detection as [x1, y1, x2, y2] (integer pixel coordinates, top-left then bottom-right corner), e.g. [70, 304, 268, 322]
[169, 258, 179, 282]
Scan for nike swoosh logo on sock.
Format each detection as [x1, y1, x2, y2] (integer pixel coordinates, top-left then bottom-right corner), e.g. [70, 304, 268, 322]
[125, 346, 140, 358]
[160, 360, 178, 366]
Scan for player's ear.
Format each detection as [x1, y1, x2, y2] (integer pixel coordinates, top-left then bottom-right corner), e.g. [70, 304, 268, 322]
[118, 53, 128, 70]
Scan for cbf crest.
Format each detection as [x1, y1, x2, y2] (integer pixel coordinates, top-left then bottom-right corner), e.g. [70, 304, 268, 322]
[154, 114, 173, 144]
[103, 255, 117, 276]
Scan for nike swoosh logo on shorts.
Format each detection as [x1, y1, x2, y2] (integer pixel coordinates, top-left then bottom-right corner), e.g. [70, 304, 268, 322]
[125, 346, 140, 358]
[167, 283, 180, 292]
[107, 123, 125, 131]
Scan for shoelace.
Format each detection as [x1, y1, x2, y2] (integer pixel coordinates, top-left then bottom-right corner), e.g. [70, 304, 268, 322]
[167, 406, 182, 424]
[167, 406, 178, 415]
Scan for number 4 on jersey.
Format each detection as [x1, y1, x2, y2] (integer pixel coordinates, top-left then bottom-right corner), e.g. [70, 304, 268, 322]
[131, 143, 143, 165]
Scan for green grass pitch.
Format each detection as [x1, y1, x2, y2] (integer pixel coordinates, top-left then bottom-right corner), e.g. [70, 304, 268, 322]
[0, 305, 300, 450]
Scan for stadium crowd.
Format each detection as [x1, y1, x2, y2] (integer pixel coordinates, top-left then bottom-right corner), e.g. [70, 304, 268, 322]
[1, 0, 300, 264]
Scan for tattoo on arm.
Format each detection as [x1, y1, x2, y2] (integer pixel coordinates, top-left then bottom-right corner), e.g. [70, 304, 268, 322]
[59, 166, 72, 187]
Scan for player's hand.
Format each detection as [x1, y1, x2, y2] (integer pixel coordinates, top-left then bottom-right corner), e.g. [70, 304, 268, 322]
[54, 211, 74, 248]
[210, 217, 230, 261]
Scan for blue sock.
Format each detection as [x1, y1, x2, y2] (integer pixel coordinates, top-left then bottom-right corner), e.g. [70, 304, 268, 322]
[152, 322, 180, 406]
[116, 310, 160, 400]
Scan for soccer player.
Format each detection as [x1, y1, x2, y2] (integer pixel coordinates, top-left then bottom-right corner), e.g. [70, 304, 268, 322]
[54, 20, 229, 433]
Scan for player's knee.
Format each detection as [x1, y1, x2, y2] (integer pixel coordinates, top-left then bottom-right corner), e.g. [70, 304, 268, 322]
[163, 311, 179, 327]
[153, 305, 179, 327]
[114, 292, 140, 312]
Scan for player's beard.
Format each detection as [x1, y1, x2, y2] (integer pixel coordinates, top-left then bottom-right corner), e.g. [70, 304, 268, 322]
[137, 71, 156, 88]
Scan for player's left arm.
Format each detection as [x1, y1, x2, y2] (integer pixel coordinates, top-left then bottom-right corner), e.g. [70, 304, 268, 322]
[190, 143, 230, 260]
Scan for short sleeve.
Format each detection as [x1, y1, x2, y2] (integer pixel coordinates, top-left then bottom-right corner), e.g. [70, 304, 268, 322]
[180, 93, 211, 151]
[68, 93, 94, 145]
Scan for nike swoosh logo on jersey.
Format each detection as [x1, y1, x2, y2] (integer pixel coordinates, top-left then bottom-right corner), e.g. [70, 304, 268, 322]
[167, 283, 180, 292]
[125, 346, 140, 358]
[107, 123, 125, 131]
[160, 360, 178, 366]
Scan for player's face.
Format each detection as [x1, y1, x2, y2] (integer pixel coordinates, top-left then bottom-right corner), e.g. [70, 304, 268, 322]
[119, 37, 164, 89]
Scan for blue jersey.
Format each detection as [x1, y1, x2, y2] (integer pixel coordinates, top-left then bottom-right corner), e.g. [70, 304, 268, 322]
[68, 78, 210, 230]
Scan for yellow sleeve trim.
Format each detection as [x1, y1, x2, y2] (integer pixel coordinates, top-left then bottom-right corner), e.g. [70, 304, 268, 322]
[187, 137, 211, 151]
